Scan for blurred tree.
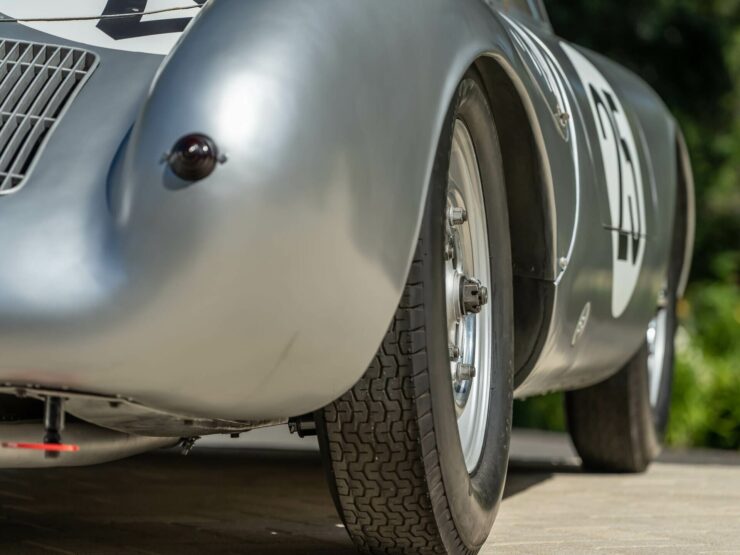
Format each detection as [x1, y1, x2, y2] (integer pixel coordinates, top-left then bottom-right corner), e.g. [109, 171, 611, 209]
[514, 1, 740, 449]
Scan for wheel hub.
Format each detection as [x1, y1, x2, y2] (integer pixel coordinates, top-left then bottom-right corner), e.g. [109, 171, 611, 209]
[445, 119, 492, 473]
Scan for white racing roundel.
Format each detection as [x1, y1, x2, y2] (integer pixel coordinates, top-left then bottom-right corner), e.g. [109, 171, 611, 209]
[0, 0, 204, 55]
[561, 43, 646, 317]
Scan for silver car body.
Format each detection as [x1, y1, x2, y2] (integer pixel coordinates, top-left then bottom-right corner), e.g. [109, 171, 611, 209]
[0, 0, 693, 435]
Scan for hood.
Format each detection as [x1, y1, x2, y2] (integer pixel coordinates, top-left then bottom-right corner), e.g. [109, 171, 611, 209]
[0, 1, 204, 56]
[0, 2, 206, 199]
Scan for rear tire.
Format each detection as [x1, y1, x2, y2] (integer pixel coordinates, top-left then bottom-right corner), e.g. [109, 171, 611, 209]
[565, 340, 664, 473]
[317, 69, 513, 554]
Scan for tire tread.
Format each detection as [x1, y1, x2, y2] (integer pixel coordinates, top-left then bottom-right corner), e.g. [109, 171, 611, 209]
[321, 244, 473, 555]
[566, 343, 658, 473]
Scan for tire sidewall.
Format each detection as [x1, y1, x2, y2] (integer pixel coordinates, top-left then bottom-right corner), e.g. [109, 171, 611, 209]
[419, 70, 514, 549]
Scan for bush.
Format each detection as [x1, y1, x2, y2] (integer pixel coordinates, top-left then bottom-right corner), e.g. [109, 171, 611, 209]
[667, 283, 740, 449]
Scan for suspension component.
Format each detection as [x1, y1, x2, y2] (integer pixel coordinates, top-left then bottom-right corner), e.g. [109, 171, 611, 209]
[179, 436, 200, 455]
[1, 396, 81, 457]
[288, 414, 317, 437]
[43, 396, 65, 459]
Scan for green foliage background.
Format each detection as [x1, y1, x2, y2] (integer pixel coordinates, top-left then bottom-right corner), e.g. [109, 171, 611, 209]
[514, 0, 740, 450]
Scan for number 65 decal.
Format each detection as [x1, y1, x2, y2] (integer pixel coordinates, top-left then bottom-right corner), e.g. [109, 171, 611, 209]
[97, 0, 206, 40]
[562, 43, 647, 318]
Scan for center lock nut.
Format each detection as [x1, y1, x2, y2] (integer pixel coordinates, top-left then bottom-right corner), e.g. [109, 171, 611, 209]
[460, 276, 489, 315]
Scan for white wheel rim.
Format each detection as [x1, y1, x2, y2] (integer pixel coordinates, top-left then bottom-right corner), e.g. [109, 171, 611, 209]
[445, 119, 492, 474]
[647, 307, 668, 409]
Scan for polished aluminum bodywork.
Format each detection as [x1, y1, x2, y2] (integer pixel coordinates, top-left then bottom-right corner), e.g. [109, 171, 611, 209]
[0, 1, 692, 432]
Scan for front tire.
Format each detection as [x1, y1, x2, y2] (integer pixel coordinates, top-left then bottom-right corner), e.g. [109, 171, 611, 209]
[317, 69, 513, 554]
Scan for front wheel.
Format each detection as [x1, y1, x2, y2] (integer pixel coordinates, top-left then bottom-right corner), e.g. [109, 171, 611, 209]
[316, 69, 513, 554]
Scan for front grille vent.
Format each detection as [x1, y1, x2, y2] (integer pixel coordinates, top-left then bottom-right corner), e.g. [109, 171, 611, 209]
[0, 40, 98, 195]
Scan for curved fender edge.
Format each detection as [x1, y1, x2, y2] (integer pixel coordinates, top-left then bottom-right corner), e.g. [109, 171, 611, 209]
[675, 125, 696, 298]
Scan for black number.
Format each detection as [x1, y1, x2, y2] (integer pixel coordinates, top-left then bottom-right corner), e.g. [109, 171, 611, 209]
[590, 84, 642, 264]
[97, 0, 207, 40]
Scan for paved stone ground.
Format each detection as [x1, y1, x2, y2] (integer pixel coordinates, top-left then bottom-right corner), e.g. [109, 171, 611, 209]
[0, 429, 737, 554]
[490, 432, 740, 555]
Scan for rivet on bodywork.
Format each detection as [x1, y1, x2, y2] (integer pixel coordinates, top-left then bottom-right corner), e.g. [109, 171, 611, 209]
[555, 105, 571, 127]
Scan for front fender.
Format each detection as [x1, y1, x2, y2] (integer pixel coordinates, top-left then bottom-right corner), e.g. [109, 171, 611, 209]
[0, 0, 530, 422]
[109, 0, 506, 418]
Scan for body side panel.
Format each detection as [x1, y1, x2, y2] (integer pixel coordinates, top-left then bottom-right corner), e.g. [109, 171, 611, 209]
[0, 0, 550, 421]
[0, 0, 680, 418]
[515, 39, 679, 396]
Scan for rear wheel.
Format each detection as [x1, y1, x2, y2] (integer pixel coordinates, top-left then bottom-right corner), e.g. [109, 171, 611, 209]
[566, 199, 684, 473]
[564, 318, 673, 473]
[317, 69, 513, 554]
